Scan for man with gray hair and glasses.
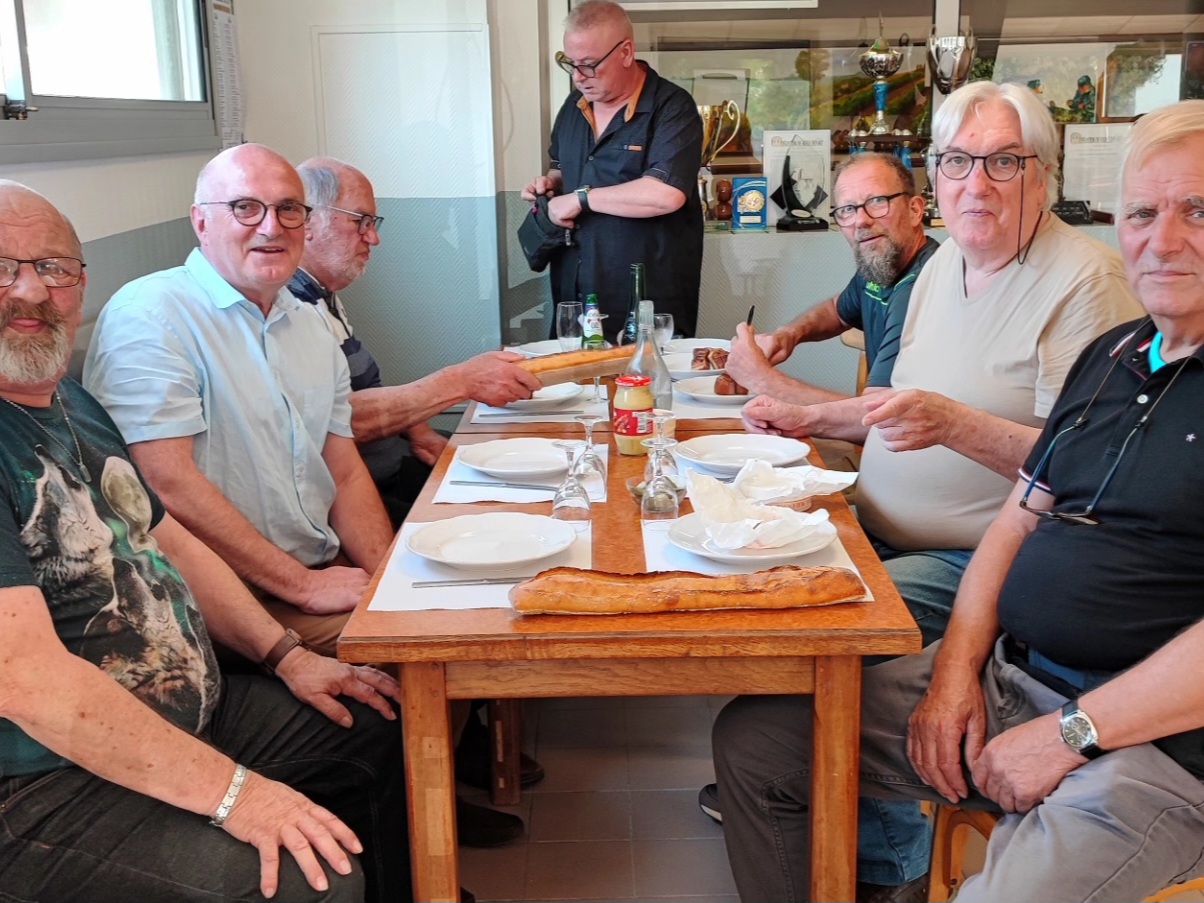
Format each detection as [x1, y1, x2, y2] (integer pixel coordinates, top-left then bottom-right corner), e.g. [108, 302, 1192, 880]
[724, 80, 1141, 902]
[717, 97, 1204, 903]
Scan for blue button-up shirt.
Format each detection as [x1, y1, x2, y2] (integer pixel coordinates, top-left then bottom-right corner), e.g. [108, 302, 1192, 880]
[84, 248, 353, 566]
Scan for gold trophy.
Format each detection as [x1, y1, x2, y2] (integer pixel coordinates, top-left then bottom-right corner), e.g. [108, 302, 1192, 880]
[697, 100, 741, 222]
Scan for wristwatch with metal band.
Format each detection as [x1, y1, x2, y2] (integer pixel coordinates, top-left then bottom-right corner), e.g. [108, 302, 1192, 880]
[575, 184, 592, 212]
[1060, 700, 1105, 759]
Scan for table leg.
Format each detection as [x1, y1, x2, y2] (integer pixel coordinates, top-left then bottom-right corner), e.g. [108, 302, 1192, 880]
[811, 655, 861, 902]
[488, 698, 522, 806]
[400, 661, 460, 902]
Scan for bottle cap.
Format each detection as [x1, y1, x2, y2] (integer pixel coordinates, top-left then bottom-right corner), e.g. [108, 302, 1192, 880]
[616, 374, 652, 387]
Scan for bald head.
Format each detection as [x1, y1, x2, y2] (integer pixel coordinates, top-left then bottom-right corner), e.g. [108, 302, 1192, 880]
[0, 180, 82, 259]
[189, 143, 308, 309]
[0, 180, 85, 398]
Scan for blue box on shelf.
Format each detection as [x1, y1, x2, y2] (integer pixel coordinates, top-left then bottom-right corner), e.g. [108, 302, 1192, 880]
[731, 177, 768, 230]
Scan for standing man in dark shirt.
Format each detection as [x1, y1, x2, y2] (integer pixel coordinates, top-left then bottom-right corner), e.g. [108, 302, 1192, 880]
[522, 0, 703, 339]
[712, 99, 1204, 902]
[724, 152, 939, 403]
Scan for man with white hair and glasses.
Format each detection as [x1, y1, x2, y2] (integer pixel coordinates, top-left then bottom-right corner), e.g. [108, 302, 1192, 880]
[722, 81, 1142, 902]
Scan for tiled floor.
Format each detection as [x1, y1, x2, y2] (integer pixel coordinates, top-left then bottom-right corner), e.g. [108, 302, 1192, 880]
[457, 695, 1204, 903]
[458, 694, 739, 903]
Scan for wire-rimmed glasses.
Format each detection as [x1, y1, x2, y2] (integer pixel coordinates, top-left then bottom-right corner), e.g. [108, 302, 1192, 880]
[0, 256, 85, 288]
[933, 152, 1038, 182]
[572, 414, 607, 482]
[555, 39, 626, 78]
[196, 198, 312, 228]
[551, 440, 591, 530]
[831, 192, 908, 227]
[319, 204, 384, 235]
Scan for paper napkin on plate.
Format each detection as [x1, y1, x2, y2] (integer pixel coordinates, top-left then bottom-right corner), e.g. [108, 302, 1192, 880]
[730, 459, 857, 503]
[686, 472, 834, 550]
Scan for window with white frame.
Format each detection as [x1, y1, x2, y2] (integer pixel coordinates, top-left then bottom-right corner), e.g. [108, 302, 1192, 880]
[0, 0, 219, 163]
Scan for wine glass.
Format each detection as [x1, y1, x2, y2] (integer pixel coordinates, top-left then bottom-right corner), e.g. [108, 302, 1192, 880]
[551, 440, 591, 530]
[589, 376, 606, 405]
[643, 410, 679, 483]
[654, 313, 675, 351]
[572, 414, 607, 482]
[556, 302, 584, 351]
[641, 436, 680, 527]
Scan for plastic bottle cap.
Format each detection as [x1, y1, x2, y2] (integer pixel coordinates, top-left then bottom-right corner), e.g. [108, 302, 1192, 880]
[616, 374, 652, 386]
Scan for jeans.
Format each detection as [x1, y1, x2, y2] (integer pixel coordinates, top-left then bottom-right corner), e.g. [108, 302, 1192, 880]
[714, 640, 1204, 902]
[859, 538, 971, 884]
[0, 675, 411, 903]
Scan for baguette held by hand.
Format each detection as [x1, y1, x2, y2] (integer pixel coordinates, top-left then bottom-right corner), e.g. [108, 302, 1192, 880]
[509, 565, 866, 615]
[517, 346, 632, 387]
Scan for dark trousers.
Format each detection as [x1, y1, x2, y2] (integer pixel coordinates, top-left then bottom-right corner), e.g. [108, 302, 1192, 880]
[0, 675, 410, 903]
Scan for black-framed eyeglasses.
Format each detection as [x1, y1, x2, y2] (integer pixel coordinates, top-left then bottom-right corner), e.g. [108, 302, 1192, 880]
[555, 39, 626, 78]
[320, 204, 384, 235]
[832, 192, 909, 227]
[0, 256, 86, 288]
[197, 198, 312, 229]
[935, 151, 1039, 182]
[1018, 327, 1189, 525]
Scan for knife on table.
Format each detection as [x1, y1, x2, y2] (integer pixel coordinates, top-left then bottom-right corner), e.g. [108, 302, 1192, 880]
[476, 410, 585, 418]
[411, 577, 528, 588]
[449, 480, 560, 491]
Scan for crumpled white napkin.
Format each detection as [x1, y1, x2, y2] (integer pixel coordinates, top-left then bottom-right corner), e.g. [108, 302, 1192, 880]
[730, 459, 857, 503]
[686, 471, 834, 550]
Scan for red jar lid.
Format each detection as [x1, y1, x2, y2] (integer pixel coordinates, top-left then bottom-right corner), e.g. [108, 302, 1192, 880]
[615, 374, 652, 386]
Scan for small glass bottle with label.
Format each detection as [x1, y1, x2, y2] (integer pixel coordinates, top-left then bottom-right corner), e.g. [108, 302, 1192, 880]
[613, 374, 654, 455]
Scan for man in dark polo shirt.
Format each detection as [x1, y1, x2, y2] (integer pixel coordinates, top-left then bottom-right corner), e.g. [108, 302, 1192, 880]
[521, 0, 703, 339]
[724, 152, 939, 404]
[712, 99, 1204, 902]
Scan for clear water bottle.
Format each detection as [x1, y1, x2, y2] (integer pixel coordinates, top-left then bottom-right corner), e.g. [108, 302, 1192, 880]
[626, 300, 672, 410]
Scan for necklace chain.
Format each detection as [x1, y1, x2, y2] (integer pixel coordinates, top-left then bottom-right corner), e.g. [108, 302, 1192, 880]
[0, 390, 92, 482]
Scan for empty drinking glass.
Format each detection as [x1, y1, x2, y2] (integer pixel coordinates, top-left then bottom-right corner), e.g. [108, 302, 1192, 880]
[556, 301, 584, 351]
[551, 440, 591, 529]
[641, 435, 680, 526]
[643, 410, 679, 483]
[572, 414, 607, 482]
[654, 313, 675, 351]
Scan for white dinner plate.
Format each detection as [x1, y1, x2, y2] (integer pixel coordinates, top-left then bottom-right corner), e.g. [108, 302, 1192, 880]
[504, 383, 585, 411]
[675, 434, 811, 474]
[458, 438, 569, 479]
[674, 376, 749, 406]
[514, 339, 565, 357]
[664, 351, 725, 381]
[406, 513, 576, 570]
[667, 512, 837, 565]
[664, 338, 732, 354]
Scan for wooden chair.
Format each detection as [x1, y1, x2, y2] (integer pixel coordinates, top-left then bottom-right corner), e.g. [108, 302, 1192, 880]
[929, 804, 1204, 902]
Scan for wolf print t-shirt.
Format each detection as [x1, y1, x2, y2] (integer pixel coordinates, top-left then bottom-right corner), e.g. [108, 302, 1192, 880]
[0, 379, 219, 776]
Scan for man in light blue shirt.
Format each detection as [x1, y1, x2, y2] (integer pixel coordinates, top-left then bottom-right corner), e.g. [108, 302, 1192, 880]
[85, 143, 393, 654]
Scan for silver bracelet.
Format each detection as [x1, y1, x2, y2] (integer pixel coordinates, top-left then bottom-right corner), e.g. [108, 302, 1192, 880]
[210, 763, 248, 827]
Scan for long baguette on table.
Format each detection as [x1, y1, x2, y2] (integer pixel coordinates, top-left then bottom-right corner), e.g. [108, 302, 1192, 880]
[516, 345, 631, 387]
[509, 565, 867, 615]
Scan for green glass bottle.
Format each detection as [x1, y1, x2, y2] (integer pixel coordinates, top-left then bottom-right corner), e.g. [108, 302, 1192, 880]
[583, 294, 606, 349]
[620, 262, 645, 346]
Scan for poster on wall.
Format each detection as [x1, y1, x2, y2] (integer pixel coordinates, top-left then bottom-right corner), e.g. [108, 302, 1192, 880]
[208, 0, 245, 148]
[1062, 122, 1132, 215]
[762, 129, 832, 223]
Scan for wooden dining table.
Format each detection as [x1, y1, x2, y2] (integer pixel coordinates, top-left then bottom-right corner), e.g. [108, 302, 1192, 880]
[338, 413, 920, 903]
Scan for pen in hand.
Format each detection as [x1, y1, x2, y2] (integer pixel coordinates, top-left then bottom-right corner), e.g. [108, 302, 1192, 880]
[745, 305, 756, 327]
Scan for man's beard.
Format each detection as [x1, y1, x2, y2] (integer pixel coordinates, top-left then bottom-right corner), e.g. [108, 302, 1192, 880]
[853, 231, 908, 286]
[0, 303, 72, 385]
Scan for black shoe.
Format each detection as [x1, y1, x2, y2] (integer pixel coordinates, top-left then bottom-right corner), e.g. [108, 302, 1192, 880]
[698, 783, 722, 823]
[456, 715, 545, 790]
[456, 796, 524, 848]
[855, 873, 931, 903]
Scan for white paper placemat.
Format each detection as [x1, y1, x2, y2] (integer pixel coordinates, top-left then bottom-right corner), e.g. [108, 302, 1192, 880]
[641, 522, 873, 599]
[434, 444, 609, 503]
[367, 522, 593, 611]
[469, 395, 610, 425]
[670, 393, 748, 420]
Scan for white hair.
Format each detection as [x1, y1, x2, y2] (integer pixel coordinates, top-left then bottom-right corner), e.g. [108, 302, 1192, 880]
[927, 81, 1060, 209]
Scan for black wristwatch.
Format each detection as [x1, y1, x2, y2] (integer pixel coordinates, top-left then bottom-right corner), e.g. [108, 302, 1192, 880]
[1060, 700, 1106, 760]
[575, 185, 592, 213]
